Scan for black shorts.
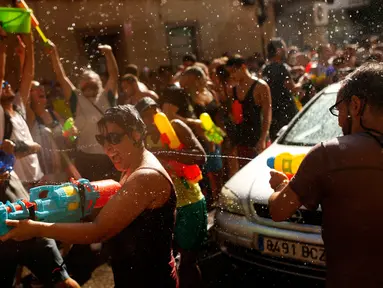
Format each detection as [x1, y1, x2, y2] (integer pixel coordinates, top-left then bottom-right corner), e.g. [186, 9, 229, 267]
[0, 238, 69, 287]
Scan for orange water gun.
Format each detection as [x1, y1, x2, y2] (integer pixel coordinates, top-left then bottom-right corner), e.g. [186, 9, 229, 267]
[16, 0, 48, 43]
[154, 112, 203, 186]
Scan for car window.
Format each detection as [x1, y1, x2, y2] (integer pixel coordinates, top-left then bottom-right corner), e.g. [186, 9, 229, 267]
[281, 92, 342, 146]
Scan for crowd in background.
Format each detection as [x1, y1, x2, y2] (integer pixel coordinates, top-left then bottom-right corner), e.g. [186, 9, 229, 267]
[0, 25, 382, 286]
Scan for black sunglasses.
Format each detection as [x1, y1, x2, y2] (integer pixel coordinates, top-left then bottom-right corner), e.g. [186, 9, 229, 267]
[95, 132, 127, 146]
[329, 98, 347, 117]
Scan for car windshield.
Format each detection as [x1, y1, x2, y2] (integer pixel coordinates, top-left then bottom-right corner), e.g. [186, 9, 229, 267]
[281, 92, 342, 146]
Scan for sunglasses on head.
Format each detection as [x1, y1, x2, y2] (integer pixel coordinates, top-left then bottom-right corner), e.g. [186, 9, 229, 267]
[95, 132, 127, 146]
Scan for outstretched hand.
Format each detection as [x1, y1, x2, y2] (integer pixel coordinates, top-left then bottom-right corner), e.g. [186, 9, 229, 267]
[1, 139, 15, 154]
[0, 219, 38, 242]
[44, 40, 56, 55]
[269, 170, 289, 191]
[98, 44, 112, 54]
[0, 27, 6, 38]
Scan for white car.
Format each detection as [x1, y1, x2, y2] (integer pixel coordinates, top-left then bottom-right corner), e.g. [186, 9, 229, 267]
[213, 83, 342, 280]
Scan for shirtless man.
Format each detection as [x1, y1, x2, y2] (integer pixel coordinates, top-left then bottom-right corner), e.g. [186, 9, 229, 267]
[120, 74, 158, 105]
[226, 55, 272, 168]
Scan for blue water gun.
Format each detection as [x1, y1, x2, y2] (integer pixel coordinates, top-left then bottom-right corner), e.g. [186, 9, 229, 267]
[0, 178, 121, 235]
[0, 150, 15, 173]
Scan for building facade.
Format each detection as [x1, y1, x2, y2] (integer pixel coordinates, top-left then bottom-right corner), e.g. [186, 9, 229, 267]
[2, 0, 276, 84]
[274, 0, 373, 48]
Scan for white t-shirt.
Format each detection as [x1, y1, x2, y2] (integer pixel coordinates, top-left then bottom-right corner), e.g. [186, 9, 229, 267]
[30, 121, 62, 177]
[10, 106, 44, 182]
[74, 90, 111, 155]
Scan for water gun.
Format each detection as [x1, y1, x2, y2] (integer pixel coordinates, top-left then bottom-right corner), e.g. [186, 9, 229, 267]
[62, 117, 77, 142]
[154, 112, 202, 186]
[199, 113, 225, 144]
[267, 152, 306, 179]
[0, 150, 15, 173]
[0, 178, 120, 235]
[293, 95, 303, 111]
[16, 0, 48, 43]
[232, 100, 243, 124]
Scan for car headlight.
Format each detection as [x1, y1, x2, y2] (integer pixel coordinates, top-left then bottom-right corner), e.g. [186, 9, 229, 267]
[216, 186, 246, 215]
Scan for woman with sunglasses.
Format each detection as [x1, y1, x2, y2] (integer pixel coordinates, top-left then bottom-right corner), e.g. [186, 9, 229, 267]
[0, 105, 179, 288]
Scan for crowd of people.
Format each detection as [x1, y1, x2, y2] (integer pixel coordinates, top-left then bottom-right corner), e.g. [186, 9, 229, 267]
[0, 22, 382, 287]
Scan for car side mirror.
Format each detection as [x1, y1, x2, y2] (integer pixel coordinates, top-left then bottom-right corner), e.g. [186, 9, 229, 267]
[276, 125, 288, 138]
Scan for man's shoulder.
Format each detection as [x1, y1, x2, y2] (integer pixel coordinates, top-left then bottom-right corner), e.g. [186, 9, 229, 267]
[144, 90, 158, 98]
[322, 134, 370, 151]
[162, 86, 187, 100]
[254, 78, 269, 88]
[314, 134, 377, 165]
[170, 118, 186, 128]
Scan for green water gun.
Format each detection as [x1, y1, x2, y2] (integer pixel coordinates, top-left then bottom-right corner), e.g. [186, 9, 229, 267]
[62, 117, 76, 142]
[200, 113, 225, 144]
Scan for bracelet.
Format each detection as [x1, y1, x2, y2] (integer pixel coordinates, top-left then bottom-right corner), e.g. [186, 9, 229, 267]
[275, 180, 289, 191]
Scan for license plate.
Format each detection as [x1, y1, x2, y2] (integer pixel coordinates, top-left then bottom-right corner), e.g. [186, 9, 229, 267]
[259, 236, 326, 266]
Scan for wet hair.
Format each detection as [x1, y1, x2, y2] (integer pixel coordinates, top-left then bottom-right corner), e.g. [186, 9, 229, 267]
[339, 62, 383, 113]
[226, 54, 246, 69]
[121, 74, 139, 84]
[182, 54, 197, 64]
[182, 66, 206, 80]
[124, 64, 139, 77]
[81, 69, 103, 91]
[193, 62, 209, 78]
[182, 66, 207, 88]
[267, 38, 285, 59]
[215, 64, 230, 85]
[158, 65, 173, 75]
[97, 105, 146, 147]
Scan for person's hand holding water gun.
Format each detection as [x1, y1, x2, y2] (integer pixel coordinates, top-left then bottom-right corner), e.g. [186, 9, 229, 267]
[267, 152, 306, 179]
[199, 113, 225, 145]
[0, 140, 16, 181]
[16, 0, 48, 44]
[0, 140, 15, 155]
[269, 170, 289, 192]
[62, 117, 78, 142]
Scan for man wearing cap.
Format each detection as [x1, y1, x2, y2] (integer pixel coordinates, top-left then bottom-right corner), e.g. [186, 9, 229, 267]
[136, 97, 207, 288]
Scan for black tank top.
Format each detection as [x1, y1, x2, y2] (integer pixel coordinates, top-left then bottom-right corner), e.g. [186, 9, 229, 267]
[105, 167, 178, 288]
[193, 99, 219, 120]
[232, 80, 262, 146]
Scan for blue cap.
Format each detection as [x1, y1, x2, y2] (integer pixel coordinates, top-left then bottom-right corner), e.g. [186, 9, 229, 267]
[267, 157, 275, 169]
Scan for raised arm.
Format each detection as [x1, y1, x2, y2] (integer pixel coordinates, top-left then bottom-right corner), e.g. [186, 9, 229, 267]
[47, 41, 76, 101]
[99, 45, 119, 98]
[0, 32, 6, 97]
[18, 33, 34, 109]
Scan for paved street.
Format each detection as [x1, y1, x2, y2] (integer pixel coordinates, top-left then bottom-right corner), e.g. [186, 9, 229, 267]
[19, 210, 325, 287]
[82, 247, 325, 288]
[82, 210, 325, 288]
